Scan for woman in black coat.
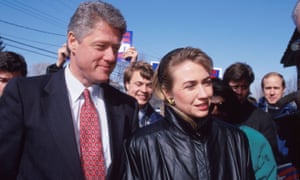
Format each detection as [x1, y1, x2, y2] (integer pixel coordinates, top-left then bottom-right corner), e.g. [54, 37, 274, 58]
[124, 47, 255, 180]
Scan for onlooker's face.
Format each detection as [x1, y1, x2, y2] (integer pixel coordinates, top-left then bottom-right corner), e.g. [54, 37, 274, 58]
[262, 75, 284, 104]
[0, 71, 21, 96]
[68, 21, 121, 87]
[228, 80, 250, 103]
[165, 61, 213, 119]
[125, 70, 153, 109]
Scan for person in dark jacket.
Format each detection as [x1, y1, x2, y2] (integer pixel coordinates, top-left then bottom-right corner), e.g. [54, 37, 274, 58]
[223, 62, 279, 162]
[211, 78, 277, 180]
[258, 72, 300, 177]
[124, 47, 255, 180]
[257, 72, 297, 119]
[124, 60, 162, 127]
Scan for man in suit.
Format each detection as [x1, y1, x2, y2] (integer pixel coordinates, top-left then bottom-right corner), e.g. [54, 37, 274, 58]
[0, 1, 138, 180]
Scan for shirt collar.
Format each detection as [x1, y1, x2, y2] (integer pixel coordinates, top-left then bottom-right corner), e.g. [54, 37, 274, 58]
[65, 66, 103, 103]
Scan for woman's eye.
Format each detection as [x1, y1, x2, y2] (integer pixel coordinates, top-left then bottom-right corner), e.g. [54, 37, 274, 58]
[184, 83, 195, 89]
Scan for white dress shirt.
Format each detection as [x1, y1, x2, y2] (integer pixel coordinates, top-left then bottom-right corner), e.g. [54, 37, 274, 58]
[64, 66, 111, 170]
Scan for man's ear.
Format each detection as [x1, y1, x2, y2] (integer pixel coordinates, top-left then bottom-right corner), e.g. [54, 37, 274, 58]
[67, 31, 78, 55]
[124, 82, 129, 92]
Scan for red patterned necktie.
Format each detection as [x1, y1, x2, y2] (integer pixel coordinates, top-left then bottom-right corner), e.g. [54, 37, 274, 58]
[80, 88, 106, 179]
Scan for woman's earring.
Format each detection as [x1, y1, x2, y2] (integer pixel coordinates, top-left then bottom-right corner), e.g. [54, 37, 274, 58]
[167, 98, 175, 106]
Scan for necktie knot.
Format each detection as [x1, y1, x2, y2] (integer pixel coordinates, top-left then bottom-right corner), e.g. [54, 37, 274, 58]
[82, 88, 92, 104]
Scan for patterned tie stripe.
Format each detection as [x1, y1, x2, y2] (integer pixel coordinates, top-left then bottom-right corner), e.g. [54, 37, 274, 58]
[80, 89, 106, 179]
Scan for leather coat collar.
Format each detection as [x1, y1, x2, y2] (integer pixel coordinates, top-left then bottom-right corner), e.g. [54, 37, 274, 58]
[164, 105, 212, 140]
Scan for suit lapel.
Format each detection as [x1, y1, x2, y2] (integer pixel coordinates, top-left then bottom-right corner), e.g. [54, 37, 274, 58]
[41, 71, 84, 179]
[102, 84, 127, 177]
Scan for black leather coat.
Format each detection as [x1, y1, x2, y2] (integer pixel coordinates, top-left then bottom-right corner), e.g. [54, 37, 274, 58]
[124, 105, 255, 180]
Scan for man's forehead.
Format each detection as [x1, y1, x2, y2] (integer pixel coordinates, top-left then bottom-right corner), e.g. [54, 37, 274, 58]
[0, 71, 23, 79]
[0, 71, 15, 77]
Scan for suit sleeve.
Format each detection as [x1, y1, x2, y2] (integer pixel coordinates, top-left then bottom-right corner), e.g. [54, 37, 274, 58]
[0, 78, 24, 179]
[46, 63, 63, 74]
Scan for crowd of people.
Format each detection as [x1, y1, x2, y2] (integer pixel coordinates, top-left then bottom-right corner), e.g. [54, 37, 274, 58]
[0, 1, 299, 180]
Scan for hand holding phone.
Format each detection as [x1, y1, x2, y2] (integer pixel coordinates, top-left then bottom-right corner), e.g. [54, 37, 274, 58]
[56, 44, 69, 67]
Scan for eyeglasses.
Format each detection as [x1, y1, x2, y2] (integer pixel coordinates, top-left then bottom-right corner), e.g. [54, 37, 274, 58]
[211, 96, 226, 116]
[211, 96, 224, 105]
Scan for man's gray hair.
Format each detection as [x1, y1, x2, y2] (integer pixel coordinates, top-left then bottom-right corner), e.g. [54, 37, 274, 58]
[67, 1, 127, 41]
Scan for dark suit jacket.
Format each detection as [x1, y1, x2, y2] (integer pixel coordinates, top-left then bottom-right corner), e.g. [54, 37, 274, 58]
[0, 70, 139, 180]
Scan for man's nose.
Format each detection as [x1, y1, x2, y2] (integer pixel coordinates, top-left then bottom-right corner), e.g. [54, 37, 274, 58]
[234, 87, 243, 94]
[140, 84, 147, 92]
[270, 89, 275, 94]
